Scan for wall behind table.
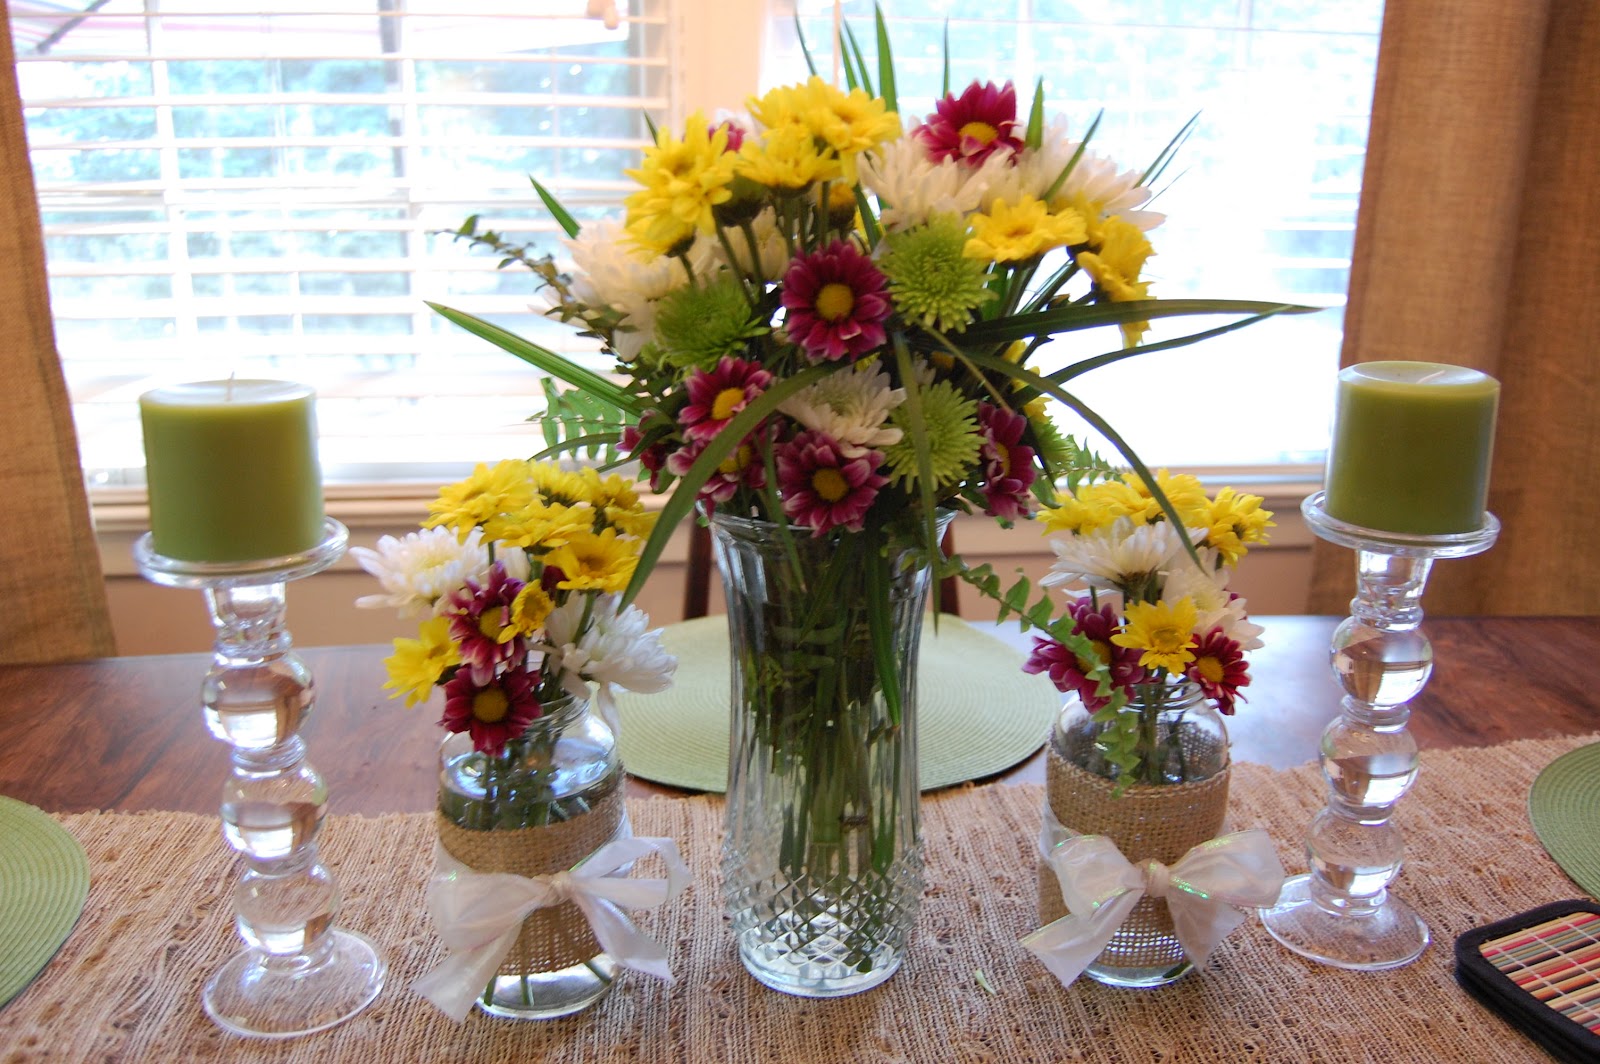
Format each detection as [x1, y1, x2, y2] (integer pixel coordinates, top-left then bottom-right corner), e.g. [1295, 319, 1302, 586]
[96, 497, 1315, 657]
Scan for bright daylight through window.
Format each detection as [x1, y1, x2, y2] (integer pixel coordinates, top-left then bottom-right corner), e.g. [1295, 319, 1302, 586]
[9, 0, 1381, 494]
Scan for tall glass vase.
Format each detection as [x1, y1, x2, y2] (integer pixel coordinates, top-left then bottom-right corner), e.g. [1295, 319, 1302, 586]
[710, 510, 951, 997]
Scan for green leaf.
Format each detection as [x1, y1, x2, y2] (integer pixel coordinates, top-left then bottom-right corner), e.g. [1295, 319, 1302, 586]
[793, 10, 820, 77]
[1045, 309, 1304, 385]
[1141, 112, 1199, 188]
[864, 526, 902, 726]
[530, 432, 624, 464]
[842, 22, 873, 96]
[1025, 78, 1046, 150]
[428, 302, 641, 417]
[643, 110, 659, 142]
[854, 185, 882, 247]
[941, 21, 951, 96]
[874, 5, 898, 115]
[620, 365, 836, 606]
[529, 177, 580, 239]
[1043, 109, 1100, 203]
[891, 333, 940, 582]
[959, 297, 1317, 345]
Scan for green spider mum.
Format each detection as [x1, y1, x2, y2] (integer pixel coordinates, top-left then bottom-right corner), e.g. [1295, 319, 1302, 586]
[883, 379, 981, 489]
[878, 213, 995, 332]
[653, 275, 765, 370]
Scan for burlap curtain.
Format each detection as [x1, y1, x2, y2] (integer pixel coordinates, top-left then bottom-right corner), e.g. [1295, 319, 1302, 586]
[0, 7, 117, 662]
[1307, 0, 1600, 616]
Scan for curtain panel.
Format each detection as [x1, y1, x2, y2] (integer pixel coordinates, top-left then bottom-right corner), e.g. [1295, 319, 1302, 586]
[1308, 0, 1600, 616]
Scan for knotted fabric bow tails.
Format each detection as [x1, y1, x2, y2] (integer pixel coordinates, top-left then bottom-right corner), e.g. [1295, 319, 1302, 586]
[1022, 810, 1285, 989]
[413, 834, 690, 1020]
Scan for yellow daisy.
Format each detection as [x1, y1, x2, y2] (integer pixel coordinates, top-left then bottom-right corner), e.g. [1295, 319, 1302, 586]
[498, 583, 555, 644]
[1122, 469, 1212, 528]
[737, 121, 840, 191]
[1111, 598, 1198, 672]
[423, 459, 533, 542]
[483, 499, 593, 552]
[1076, 215, 1155, 345]
[382, 616, 460, 706]
[541, 527, 640, 593]
[624, 110, 738, 253]
[1202, 487, 1275, 566]
[965, 197, 1087, 263]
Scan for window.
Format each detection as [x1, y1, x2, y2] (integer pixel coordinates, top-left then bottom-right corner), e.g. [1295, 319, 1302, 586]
[769, 1, 1384, 469]
[11, 0, 673, 490]
[11, 0, 1380, 494]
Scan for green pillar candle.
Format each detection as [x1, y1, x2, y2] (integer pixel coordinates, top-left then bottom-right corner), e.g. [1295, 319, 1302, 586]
[140, 379, 326, 562]
[1323, 361, 1499, 535]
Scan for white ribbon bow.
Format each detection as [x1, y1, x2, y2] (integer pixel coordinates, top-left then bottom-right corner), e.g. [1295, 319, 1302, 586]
[1021, 809, 1284, 989]
[413, 834, 690, 1020]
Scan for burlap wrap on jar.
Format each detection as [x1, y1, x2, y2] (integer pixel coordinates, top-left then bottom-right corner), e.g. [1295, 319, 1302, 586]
[1038, 739, 1231, 972]
[435, 784, 625, 976]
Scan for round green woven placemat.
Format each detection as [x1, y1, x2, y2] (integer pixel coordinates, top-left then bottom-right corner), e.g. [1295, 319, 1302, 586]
[1528, 741, 1600, 899]
[0, 795, 90, 1008]
[615, 616, 1059, 793]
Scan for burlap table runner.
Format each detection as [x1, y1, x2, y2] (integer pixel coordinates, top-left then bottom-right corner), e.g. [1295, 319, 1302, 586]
[3, 734, 1594, 1063]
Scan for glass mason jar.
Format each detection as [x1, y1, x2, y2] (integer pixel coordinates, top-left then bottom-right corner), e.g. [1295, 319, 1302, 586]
[1041, 678, 1231, 987]
[435, 691, 624, 1019]
[710, 509, 952, 998]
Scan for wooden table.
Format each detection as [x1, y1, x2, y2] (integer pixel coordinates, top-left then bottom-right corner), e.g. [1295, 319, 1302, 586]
[2, 616, 1596, 816]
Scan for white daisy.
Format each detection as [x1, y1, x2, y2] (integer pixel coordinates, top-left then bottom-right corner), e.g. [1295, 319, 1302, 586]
[539, 596, 677, 734]
[1159, 546, 1230, 615]
[779, 361, 906, 457]
[1016, 118, 1165, 232]
[715, 207, 790, 282]
[1041, 517, 1190, 596]
[1197, 594, 1265, 651]
[859, 135, 1016, 231]
[350, 527, 493, 618]
[563, 218, 717, 361]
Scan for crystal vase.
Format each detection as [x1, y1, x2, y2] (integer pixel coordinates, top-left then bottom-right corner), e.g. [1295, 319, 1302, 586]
[434, 691, 624, 1018]
[1040, 679, 1231, 987]
[710, 510, 950, 997]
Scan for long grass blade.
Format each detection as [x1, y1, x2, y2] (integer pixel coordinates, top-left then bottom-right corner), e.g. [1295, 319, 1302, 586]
[874, 5, 898, 115]
[959, 297, 1315, 345]
[1045, 309, 1303, 384]
[1141, 112, 1199, 187]
[842, 22, 874, 96]
[428, 302, 641, 416]
[530, 177, 581, 239]
[794, 10, 820, 77]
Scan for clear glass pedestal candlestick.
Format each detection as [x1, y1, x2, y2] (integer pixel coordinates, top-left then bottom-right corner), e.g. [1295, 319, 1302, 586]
[134, 518, 386, 1037]
[1260, 492, 1498, 970]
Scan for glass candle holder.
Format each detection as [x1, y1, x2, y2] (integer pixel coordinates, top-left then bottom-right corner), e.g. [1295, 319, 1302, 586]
[133, 518, 386, 1037]
[1259, 492, 1498, 969]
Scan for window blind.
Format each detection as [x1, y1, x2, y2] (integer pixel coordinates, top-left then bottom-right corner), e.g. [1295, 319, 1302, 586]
[10, 0, 673, 489]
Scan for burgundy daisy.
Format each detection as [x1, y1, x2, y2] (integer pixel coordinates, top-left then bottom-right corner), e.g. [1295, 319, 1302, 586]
[678, 356, 773, 444]
[976, 402, 1038, 521]
[443, 562, 526, 685]
[1185, 627, 1251, 715]
[780, 241, 891, 363]
[775, 430, 887, 536]
[439, 666, 542, 756]
[1023, 596, 1145, 710]
[914, 80, 1024, 167]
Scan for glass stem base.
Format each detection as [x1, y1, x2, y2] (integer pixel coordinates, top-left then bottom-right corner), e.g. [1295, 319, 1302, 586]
[202, 929, 386, 1039]
[1260, 874, 1429, 971]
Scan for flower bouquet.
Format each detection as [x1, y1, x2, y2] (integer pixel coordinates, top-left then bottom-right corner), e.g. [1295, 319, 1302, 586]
[428, 11, 1307, 996]
[1025, 466, 1273, 783]
[1024, 464, 1278, 986]
[354, 460, 680, 1018]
